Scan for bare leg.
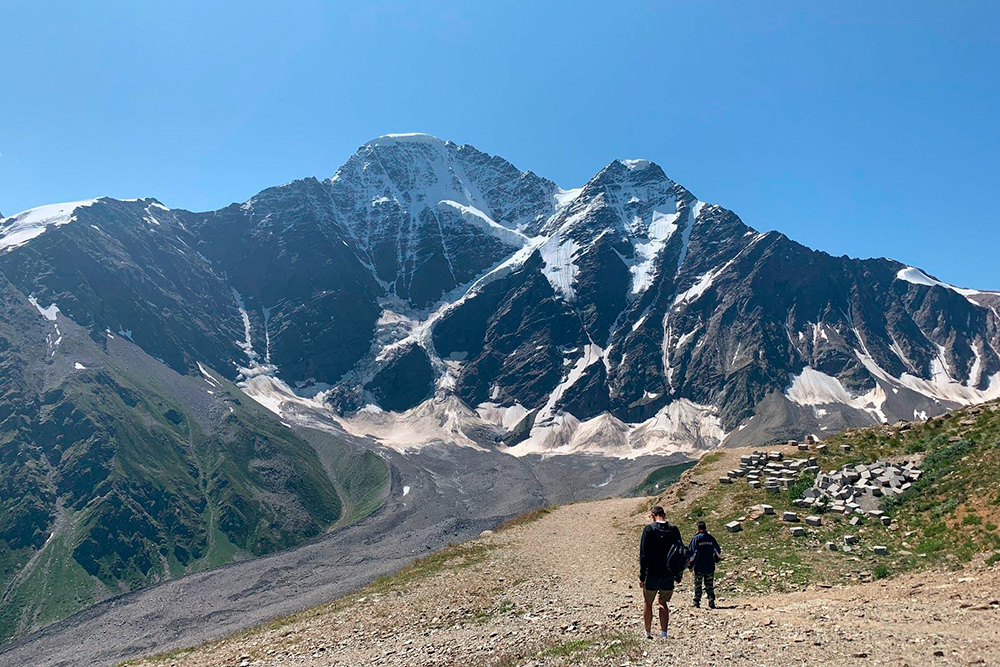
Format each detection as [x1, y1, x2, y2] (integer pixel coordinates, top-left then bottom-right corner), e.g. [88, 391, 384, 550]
[658, 594, 670, 633]
[643, 598, 653, 633]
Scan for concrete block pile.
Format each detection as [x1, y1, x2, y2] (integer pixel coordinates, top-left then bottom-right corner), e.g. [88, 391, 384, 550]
[800, 460, 921, 515]
[728, 450, 821, 493]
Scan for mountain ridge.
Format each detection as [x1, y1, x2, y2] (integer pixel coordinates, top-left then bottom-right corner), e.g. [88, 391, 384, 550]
[2, 133, 999, 461]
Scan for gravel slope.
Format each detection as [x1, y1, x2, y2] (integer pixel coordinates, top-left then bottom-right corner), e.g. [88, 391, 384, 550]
[131, 471, 1000, 667]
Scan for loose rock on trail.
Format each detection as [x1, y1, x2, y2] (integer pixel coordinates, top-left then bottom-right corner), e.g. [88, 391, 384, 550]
[136, 457, 1000, 666]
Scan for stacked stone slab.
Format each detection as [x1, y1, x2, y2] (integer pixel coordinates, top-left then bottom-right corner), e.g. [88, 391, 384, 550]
[801, 459, 921, 515]
[731, 450, 820, 492]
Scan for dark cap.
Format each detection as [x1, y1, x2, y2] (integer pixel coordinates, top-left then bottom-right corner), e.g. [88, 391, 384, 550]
[650, 506, 666, 518]
[697, 521, 707, 531]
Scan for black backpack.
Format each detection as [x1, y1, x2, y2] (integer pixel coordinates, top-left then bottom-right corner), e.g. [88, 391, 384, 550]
[666, 539, 690, 578]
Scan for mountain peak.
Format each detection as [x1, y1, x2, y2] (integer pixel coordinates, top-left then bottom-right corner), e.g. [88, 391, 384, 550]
[362, 132, 451, 149]
[620, 158, 653, 170]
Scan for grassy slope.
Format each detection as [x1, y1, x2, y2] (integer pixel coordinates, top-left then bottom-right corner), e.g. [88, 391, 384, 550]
[633, 461, 697, 496]
[295, 429, 391, 529]
[0, 365, 347, 643]
[661, 400, 1000, 596]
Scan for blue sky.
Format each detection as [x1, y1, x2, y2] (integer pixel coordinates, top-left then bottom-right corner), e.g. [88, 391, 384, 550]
[1, 1, 998, 288]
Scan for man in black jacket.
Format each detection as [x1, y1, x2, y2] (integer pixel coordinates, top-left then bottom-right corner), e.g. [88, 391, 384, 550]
[687, 521, 722, 608]
[638, 506, 683, 639]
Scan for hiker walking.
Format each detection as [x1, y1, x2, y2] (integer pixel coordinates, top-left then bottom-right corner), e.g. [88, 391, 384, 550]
[638, 505, 685, 639]
[687, 520, 722, 609]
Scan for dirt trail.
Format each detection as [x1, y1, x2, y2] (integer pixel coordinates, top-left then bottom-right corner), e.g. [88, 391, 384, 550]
[139, 483, 1000, 667]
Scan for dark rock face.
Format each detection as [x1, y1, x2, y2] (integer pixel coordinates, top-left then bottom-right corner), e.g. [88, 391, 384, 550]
[0, 199, 245, 375]
[367, 345, 434, 412]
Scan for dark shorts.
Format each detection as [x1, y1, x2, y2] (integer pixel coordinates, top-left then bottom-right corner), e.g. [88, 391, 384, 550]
[645, 575, 676, 591]
[642, 575, 676, 596]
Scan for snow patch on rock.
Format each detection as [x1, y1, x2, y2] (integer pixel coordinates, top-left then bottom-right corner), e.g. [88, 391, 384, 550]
[28, 296, 60, 321]
[1, 199, 99, 252]
[786, 366, 888, 423]
[508, 398, 725, 459]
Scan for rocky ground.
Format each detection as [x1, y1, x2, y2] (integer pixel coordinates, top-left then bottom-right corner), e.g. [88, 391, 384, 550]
[134, 448, 1000, 667]
[0, 443, 669, 667]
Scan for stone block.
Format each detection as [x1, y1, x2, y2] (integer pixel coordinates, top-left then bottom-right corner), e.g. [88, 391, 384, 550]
[805, 515, 822, 526]
[749, 480, 761, 489]
[719, 477, 733, 484]
[825, 541, 838, 551]
[880, 516, 892, 526]
[789, 526, 806, 537]
[844, 535, 859, 545]
[873, 545, 888, 556]
[761, 504, 775, 515]
[725, 521, 742, 533]
[782, 511, 799, 522]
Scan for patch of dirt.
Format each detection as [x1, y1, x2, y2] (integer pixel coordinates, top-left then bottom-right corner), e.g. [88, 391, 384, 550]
[137, 460, 1000, 666]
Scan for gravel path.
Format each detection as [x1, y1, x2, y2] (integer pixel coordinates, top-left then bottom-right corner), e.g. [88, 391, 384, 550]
[138, 490, 1000, 667]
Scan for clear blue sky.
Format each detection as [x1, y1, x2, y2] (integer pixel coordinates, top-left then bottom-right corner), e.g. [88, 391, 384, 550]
[2, 1, 998, 288]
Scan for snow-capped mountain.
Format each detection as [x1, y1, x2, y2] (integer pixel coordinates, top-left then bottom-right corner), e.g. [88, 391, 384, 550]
[3, 133, 999, 461]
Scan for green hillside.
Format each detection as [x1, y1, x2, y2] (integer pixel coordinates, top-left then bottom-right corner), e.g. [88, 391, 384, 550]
[0, 356, 352, 643]
[660, 400, 1000, 595]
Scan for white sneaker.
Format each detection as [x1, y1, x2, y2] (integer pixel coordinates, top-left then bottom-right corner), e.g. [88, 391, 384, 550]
[645, 630, 653, 639]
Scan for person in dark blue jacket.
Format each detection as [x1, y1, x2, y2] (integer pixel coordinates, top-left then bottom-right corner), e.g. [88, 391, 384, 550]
[687, 521, 721, 608]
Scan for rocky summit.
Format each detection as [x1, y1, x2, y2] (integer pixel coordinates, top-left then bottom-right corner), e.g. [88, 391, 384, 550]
[1, 133, 998, 649]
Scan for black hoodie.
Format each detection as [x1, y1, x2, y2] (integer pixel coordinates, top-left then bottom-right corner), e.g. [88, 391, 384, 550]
[639, 520, 683, 582]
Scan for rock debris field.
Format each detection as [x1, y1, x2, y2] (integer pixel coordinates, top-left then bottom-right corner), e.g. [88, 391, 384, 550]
[139, 450, 1000, 667]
